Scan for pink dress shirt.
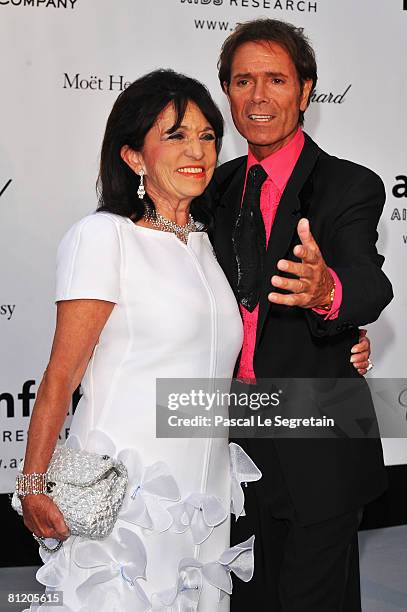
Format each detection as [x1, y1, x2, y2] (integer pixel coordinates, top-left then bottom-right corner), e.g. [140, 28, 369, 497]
[236, 128, 342, 382]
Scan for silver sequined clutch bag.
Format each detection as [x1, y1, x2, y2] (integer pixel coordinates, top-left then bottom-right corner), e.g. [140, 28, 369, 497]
[12, 445, 128, 546]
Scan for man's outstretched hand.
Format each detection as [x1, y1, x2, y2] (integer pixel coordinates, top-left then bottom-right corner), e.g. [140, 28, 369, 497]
[268, 218, 334, 309]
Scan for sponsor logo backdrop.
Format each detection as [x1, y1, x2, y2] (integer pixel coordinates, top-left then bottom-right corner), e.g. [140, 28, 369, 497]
[0, 0, 406, 492]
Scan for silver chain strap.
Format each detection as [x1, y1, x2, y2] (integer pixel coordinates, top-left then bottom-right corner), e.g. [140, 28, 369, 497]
[32, 533, 63, 553]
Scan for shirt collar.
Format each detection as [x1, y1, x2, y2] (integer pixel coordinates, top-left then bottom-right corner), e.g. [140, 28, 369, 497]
[247, 127, 305, 193]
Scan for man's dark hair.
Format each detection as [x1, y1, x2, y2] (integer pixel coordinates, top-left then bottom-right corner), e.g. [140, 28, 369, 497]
[218, 19, 318, 125]
[97, 69, 224, 226]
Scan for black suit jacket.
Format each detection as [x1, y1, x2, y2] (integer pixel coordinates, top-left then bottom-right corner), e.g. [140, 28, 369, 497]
[209, 133, 393, 524]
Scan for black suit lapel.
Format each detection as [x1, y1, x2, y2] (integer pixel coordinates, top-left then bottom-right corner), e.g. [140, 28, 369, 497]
[212, 158, 247, 293]
[255, 134, 321, 349]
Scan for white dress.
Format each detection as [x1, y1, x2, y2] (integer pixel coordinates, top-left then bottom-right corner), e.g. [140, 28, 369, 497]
[26, 212, 261, 612]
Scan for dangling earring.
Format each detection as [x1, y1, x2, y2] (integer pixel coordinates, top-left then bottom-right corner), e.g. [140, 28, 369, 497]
[137, 170, 145, 200]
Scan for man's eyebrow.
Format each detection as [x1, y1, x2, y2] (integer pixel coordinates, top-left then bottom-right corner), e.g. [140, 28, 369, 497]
[231, 72, 251, 80]
[231, 71, 288, 79]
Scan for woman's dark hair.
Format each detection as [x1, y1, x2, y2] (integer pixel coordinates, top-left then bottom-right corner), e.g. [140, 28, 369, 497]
[97, 69, 223, 225]
[218, 19, 317, 125]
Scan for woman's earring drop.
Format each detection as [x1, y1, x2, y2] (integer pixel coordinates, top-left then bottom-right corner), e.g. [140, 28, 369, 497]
[137, 170, 145, 200]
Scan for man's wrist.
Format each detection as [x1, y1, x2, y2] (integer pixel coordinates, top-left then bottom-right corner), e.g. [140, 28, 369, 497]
[318, 279, 336, 311]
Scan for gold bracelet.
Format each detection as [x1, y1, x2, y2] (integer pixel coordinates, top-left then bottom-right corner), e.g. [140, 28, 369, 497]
[320, 282, 336, 311]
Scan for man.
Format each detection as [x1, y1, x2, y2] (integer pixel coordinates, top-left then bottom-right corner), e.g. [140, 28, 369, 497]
[209, 19, 393, 612]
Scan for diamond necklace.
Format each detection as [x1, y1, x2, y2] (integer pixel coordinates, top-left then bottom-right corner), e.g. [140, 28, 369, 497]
[143, 211, 197, 244]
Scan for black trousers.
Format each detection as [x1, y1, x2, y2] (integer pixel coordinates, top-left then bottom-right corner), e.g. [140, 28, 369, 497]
[230, 436, 363, 612]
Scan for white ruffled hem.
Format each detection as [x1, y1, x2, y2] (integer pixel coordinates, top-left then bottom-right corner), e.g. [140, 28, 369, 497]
[18, 431, 261, 611]
[27, 533, 255, 611]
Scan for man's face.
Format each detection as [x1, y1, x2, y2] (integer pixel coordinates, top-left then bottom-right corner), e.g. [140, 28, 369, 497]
[225, 41, 312, 159]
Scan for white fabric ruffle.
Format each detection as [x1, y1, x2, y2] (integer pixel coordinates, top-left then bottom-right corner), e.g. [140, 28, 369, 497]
[229, 442, 262, 518]
[151, 535, 255, 609]
[74, 526, 150, 610]
[168, 492, 228, 545]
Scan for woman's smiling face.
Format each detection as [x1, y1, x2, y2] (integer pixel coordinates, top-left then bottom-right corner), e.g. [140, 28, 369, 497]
[138, 101, 217, 205]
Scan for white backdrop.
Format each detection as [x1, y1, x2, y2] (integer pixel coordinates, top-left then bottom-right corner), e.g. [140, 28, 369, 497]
[1, 0, 406, 492]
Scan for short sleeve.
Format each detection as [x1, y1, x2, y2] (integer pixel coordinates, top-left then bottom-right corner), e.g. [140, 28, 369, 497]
[55, 213, 121, 303]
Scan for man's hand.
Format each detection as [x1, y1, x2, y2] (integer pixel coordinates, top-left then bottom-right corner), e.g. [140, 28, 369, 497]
[351, 329, 371, 376]
[268, 218, 334, 309]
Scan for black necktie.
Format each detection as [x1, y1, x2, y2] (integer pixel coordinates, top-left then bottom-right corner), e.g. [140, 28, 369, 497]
[233, 164, 268, 312]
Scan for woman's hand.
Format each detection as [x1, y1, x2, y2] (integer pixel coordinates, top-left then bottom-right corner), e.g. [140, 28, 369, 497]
[21, 494, 70, 541]
[351, 329, 371, 376]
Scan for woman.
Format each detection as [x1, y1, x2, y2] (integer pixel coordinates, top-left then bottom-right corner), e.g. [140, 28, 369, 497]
[18, 70, 371, 611]
[18, 69, 256, 612]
